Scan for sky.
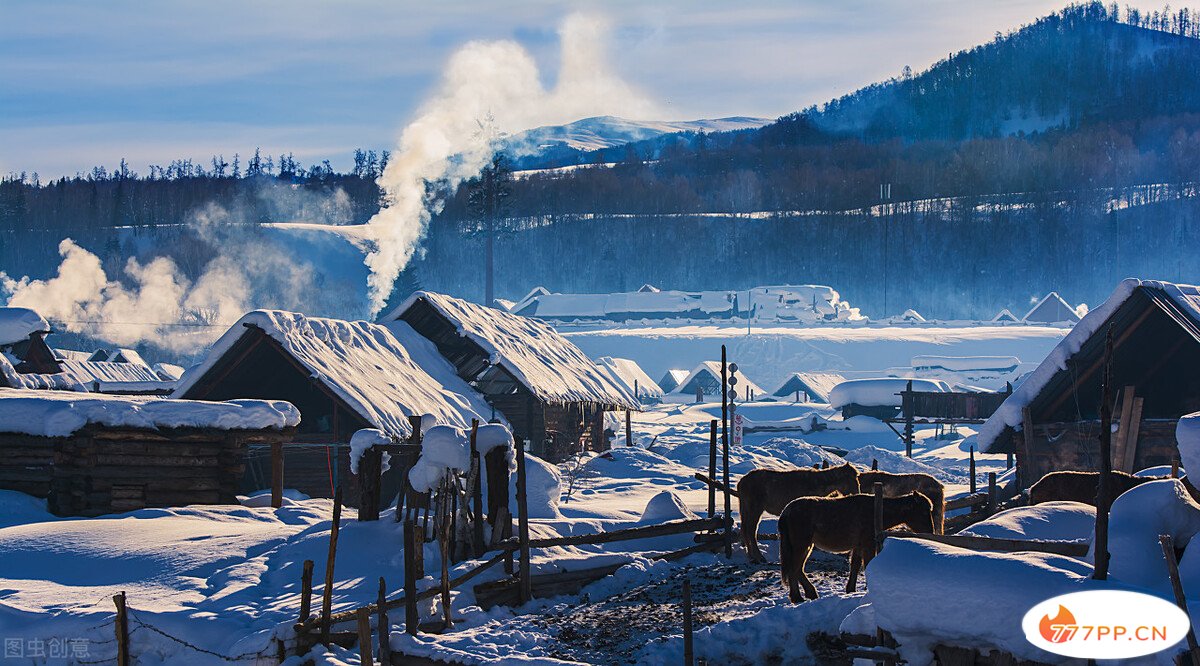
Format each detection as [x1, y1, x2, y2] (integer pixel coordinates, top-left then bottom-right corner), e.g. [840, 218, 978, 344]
[0, 0, 1175, 179]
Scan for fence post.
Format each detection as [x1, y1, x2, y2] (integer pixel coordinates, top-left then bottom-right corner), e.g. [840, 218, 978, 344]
[988, 472, 998, 514]
[1094, 327, 1114, 580]
[903, 380, 914, 458]
[873, 482, 884, 556]
[299, 559, 314, 623]
[1159, 535, 1200, 666]
[516, 438, 532, 604]
[969, 447, 977, 495]
[707, 420, 717, 518]
[113, 590, 129, 666]
[626, 409, 633, 447]
[356, 607, 373, 665]
[321, 487, 343, 646]
[682, 577, 694, 666]
[377, 576, 391, 665]
[271, 441, 284, 509]
[721, 345, 732, 559]
[871, 458, 878, 471]
[470, 420, 484, 557]
[1173, 455, 1181, 479]
[403, 517, 419, 635]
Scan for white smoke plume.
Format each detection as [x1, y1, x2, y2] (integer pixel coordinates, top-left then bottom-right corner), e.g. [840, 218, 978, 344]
[364, 12, 657, 313]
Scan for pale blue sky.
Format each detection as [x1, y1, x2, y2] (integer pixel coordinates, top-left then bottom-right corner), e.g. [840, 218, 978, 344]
[0, 1, 1171, 178]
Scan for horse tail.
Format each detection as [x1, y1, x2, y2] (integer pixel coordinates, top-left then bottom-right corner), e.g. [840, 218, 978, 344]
[779, 512, 794, 588]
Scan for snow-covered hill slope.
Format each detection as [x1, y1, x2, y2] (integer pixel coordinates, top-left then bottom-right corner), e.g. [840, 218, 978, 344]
[504, 115, 770, 155]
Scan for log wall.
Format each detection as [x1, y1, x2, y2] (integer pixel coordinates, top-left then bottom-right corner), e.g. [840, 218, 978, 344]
[1017, 419, 1179, 485]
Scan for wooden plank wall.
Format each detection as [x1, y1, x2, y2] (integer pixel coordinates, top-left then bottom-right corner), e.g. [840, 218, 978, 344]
[1020, 419, 1179, 484]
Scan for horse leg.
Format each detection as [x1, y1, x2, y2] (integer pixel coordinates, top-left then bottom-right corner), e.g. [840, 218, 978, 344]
[741, 501, 766, 563]
[846, 551, 862, 594]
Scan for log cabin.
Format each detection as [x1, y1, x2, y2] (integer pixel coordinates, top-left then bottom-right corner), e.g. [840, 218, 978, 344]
[382, 291, 639, 462]
[0, 389, 298, 516]
[173, 310, 496, 503]
[979, 279, 1200, 487]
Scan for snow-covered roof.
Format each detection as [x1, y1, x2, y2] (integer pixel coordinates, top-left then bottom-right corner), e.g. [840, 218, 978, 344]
[53, 349, 91, 362]
[0, 355, 85, 391]
[658, 369, 689, 392]
[58, 360, 162, 385]
[109, 348, 148, 366]
[828, 378, 950, 409]
[0, 388, 299, 438]
[174, 310, 496, 438]
[1022, 292, 1081, 323]
[596, 357, 663, 400]
[911, 356, 1021, 372]
[991, 308, 1020, 323]
[979, 279, 1200, 452]
[772, 372, 845, 402]
[153, 363, 186, 381]
[673, 361, 765, 398]
[0, 307, 49, 347]
[388, 291, 638, 408]
[897, 309, 926, 322]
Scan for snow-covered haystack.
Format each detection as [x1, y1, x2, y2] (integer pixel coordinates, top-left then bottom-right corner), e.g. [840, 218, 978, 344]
[866, 538, 1097, 665]
[1106, 478, 1200, 592]
[0, 306, 49, 346]
[959, 502, 1095, 543]
[843, 446, 952, 482]
[829, 378, 950, 409]
[639, 490, 696, 523]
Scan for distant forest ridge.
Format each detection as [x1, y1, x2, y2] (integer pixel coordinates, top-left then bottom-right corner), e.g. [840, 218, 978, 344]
[4, 2, 1200, 230]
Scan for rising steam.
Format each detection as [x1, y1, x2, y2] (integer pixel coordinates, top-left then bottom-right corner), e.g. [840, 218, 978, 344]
[364, 13, 656, 313]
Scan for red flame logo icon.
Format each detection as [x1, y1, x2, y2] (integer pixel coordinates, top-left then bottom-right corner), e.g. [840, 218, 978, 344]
[1039, 605, 1077, 643]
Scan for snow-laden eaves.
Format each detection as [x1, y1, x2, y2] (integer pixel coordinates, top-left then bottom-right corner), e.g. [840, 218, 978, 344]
[0, 307, 49, 347]
[388, 292, 639, 409]
[174, 310, 497, 438]
[978, 279, 1200, 452]
[596, 356, 663, 400]
[0, 388, 299, 438]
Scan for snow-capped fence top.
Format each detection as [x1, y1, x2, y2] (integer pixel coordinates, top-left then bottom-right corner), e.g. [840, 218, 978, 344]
[0, 388, 299, 438]
[0, 307, 49, 347]
[978, 279, 1200, 452]
[174, 310, 496, 437]
[388, 291, 639, 409]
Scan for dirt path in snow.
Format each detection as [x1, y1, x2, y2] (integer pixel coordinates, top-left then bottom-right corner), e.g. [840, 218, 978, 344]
[526, 552, 851, 665]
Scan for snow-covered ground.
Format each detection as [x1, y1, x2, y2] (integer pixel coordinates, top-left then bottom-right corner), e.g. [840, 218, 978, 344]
[0, 396, 1011, 665]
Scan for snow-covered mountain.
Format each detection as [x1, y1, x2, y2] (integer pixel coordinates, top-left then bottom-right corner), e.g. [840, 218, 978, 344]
[503, 115, 770, 157]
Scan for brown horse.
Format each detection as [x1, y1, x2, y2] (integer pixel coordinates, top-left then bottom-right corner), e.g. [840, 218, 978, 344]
[860, 470, 945, 534]
[1028, 470, 1162, 505]
[737, 463, 861, 562]
[779, 491, 934, 602]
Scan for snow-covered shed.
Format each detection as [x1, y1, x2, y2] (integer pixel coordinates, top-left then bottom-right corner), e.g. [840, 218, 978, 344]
[596, 356, 663, 403]
[174, 310, 496, 500]
[384, 291, 638, 461]
[0, 307, 50, 354]
[671, 361, 765, 402]
[1022, 291, 1081, 324]
[0, 389, 298, 516]
[829, 377, 950, 419]
[658, 369, 689, 393]
[771, 372, 845, 403]
[979, 279, 1200, 487]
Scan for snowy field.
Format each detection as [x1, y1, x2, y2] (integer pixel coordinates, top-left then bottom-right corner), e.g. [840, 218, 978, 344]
[0, 396, 1010, 665]
[564, 323, 1067, 391]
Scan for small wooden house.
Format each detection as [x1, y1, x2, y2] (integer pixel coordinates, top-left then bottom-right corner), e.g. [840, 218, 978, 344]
[772, 372, 845, 403]
[383, 291, 639, 462]
[979, 279, 1200, 487]
[1022, 292, 1081, 324]
[671, 361, 764, 403]
[0, 389, 297, 516]
[173, 310, 495, 503]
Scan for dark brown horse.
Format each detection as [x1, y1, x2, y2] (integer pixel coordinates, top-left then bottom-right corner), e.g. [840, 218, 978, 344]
[860, 470, 945, 534]
[1028, 470, 1162, 505]
[779, 492, 934, 602]
[737, 463, 861, 563]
